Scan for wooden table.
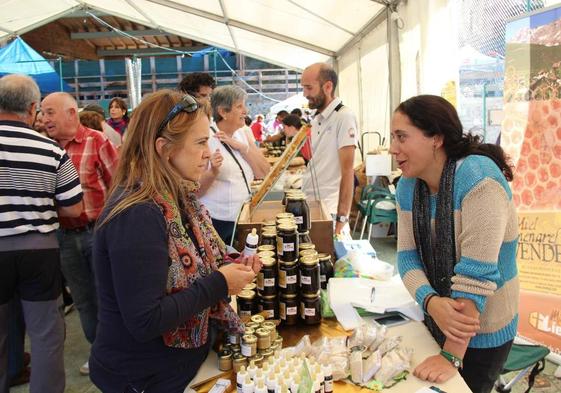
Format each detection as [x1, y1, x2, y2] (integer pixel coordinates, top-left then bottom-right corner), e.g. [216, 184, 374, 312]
[186, 319, 472, 393]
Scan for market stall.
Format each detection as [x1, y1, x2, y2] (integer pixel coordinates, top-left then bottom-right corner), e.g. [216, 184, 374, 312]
[188, 320, 472, 393]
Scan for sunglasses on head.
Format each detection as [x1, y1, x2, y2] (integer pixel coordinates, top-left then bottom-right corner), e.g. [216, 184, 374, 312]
[156, 94, 199, 137]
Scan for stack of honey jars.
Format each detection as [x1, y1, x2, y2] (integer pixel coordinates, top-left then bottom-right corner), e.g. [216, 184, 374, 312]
[219, 314, 282, 372]
[284, 190, 312, 244]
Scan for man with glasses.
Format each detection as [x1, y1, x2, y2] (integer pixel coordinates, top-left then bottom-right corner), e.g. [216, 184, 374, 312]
[41, 92, 119, 376]
[301, 63, 358, 235]
[177, 72, 216, 104]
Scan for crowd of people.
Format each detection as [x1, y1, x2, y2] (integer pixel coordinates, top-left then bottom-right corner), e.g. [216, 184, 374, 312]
[0, 61, 519, 393]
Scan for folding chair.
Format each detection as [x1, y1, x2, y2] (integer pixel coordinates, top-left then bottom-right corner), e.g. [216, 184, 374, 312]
[352, 185, 391, 235]
[495, 343, 550, 393]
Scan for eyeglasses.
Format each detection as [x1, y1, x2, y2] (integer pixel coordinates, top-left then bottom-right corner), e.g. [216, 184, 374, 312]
[156, 94, 199, 136]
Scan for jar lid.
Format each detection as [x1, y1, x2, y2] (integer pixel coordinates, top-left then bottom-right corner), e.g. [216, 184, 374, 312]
[300, 255, 319, 266]
[238, 289, 256, 300]
[276, 218, 295, 226]
[255, 328, 270, 338]
[276, 212, 294, 220]
[257, 245, 275, 253]
[244, 327, 255, 335]
[261, 321, 276, 330]
[233, 353, 246, 361]
[219, 349, 233, 358]
[250, 315, 265, 324]
[257, 250, 276, 259]
[259, 348, 273, 357]
[242, 334, 258, 344]
[260, 256, 276, 267]
[262, 230, 277, 237]
[261, 294, 277, 300]
[299, 249, 318, 258]
[278, 223, 298, 232]
[299, 243, 316, 250]
[281, 292, 298, 299]
[262, 219, 276, 226]
[302, 291, 320, 298]
[317, 253, 331, 261]
[287, 193, 306, 200]
[245, 322, 260, 330]
[243, 282, 257, 291]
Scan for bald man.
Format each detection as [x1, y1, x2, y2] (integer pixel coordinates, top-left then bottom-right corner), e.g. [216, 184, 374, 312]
[42, 92, 119, 375]
[300, 63, 358, 235]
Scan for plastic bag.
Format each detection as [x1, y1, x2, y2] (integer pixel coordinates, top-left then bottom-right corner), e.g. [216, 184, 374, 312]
[377, 336, 402, 356]
[310, 336, 349, 381]
[374, 347, 413, 386]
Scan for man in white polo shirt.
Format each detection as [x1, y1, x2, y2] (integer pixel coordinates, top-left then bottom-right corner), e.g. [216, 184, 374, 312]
[301, 63, 357, 235]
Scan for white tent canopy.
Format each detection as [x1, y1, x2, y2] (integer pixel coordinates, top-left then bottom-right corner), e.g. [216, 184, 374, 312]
[0, 0, 385, 71]
[0, 0, 461, 146]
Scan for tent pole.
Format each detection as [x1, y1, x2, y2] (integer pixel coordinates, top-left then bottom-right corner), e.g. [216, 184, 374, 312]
[58, 57, 63, 92]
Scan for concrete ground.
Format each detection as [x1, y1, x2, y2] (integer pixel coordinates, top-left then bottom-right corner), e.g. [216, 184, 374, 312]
[10, 235, 561, 392]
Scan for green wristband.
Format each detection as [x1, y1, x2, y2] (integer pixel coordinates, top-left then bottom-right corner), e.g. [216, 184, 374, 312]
[440, 350, 463, 369]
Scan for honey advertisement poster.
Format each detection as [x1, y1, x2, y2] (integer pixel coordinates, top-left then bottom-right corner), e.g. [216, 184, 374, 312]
[502, 5, 561, 354]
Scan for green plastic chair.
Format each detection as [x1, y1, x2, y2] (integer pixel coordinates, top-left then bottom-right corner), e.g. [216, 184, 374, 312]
[359, 195, 397, 240]
[352, 185, 394, 236]
[495, 343, 550, 393]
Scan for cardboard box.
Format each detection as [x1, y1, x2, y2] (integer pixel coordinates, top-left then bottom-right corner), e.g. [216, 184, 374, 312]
[236, 199, 334, 256]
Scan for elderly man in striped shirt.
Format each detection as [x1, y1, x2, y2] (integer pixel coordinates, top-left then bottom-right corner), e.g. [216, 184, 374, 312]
[0, 74, 84, 393]
[42, 92, 119, 376]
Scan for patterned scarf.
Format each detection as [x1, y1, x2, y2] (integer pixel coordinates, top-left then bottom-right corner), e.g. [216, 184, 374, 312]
[412, 158, 457, 347]
[153, 183, 244, 349]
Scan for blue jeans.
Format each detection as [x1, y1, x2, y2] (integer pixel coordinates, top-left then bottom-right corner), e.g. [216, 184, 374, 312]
[57, 228, 98, 344]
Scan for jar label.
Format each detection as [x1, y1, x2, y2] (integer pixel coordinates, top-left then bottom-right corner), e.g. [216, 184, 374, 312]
[241, 343, 253, 357]
[229, 334, 239, 344]
[279, 302, 286, 319]
[301, 275, 311, 285]
[264, 278, 275, 287]
[304, 307, 316, 316]
[320, 274, 326, 282]
[294, 216, 303, 224]
[283, 242, 295, 252]
[239, 310, 251, 317]
[278, 270, 286, 288]
[287, 306, 297, 315]
[257, 273, 264, 290]
[264, 309, 274, 319]
[324, 380, 333, 393]
[286, 274, 297, 284]
[277, 237, 283, 256]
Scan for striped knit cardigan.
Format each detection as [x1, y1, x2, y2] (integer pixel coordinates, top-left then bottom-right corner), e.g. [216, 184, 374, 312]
[396, 155, 519, 348]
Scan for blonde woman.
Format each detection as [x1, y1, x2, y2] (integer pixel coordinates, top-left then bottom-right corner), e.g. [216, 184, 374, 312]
[90, 90, 261, 392]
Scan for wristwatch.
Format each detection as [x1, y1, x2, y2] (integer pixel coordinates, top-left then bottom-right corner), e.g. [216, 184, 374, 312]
[335, 215, 349, 223]
[440, 350, 463, 369]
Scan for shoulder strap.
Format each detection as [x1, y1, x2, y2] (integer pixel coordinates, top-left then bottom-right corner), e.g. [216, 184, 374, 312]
[334, 102, 344, 112]
[210, 125, 251, 194]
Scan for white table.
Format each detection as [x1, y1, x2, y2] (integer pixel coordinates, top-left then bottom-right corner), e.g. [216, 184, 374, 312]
[186, 320, 472, 393]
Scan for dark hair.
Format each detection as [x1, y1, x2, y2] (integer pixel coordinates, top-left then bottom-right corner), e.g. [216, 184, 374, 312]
[276, 110, 289, 118]
[178, 72, 216, 94]
[109, 97, 129, 121]
[282, 114, 302, 129]
[245, 115, 252, 127]
[79, 111, 104, 132]
[318, 65, 338, 91]
[395, 95, 513, 181]
[83, 103, 105, 118]
[290, 108, 302, 117]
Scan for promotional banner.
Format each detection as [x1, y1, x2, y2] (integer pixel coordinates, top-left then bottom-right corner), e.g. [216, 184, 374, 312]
[501, 5, 561, 355]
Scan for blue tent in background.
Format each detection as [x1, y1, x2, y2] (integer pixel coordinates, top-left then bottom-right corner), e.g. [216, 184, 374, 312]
[0, 37, 70, 93]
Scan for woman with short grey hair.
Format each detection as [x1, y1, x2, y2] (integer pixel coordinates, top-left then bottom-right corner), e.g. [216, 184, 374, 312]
[198, 85, 269, 245]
